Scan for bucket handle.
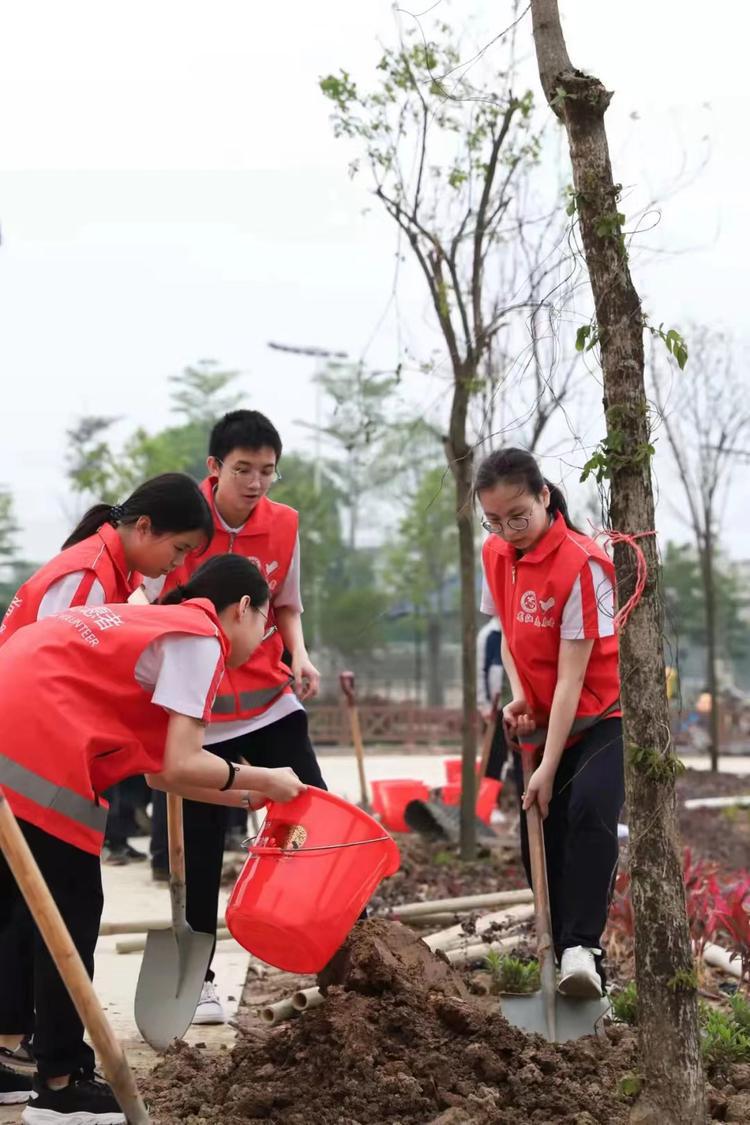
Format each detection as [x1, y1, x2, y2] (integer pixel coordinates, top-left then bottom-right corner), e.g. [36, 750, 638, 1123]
[243, 835, 391, 856]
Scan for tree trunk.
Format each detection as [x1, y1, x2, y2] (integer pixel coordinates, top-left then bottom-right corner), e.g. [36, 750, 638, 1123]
[426, 616, 444, 706]
[701, 526, 721, 771]
[529, 3, 706, 1121]
[446, 365, 478, 861]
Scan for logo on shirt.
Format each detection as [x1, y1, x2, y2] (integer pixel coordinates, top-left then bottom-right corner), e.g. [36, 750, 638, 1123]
[517, 590, 556, 630]
[520, 590, 537, 614]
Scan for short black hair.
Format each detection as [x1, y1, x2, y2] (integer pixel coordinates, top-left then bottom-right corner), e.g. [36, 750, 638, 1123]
[208, 410, 283, 462]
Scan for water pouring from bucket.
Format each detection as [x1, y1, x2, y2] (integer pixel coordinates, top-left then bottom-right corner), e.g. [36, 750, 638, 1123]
[226, 788, 400, 973]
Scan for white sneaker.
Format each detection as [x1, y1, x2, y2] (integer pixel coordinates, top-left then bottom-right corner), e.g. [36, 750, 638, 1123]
[558, 946, 603, 998]
[192, 980, 226, 1025]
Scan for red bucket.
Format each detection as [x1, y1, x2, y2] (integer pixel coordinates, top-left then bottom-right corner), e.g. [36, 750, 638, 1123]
[225, 789, 400, 973]
[443, 758, 463, 784]
[441, 777, 502, 824]
[370, 779, 430, 833]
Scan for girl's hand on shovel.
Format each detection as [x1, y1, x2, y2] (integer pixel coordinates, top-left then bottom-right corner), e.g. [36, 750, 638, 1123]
[259, 766, 307, 804]
[522, 762, 555, 819]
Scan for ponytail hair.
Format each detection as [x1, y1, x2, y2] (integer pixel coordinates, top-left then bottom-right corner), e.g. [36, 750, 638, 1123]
[159, 554, 269, 614]
[63, 473, 214, 550]
[474, 447, 581, 532]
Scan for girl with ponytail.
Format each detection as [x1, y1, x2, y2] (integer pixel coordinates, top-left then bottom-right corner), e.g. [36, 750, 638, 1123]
[1, 473, 213, 645]
[0, 554, 303, 1120]
[475, 447, 623, 1001]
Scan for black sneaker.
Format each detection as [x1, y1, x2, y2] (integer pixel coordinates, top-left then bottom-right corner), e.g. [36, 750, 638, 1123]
[123, 844, 147, 862]
[0, 1060, 32, 1104]
[0, 1035, 35, 1070]
[102, 845, 129, 866]
[151, 866, 169, 883]
[22, 1071, 126, 1123]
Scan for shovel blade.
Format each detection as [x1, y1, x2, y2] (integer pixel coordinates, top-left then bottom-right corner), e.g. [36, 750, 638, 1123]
[500, 992, 611, 1042]
[403, 799, 496, 845]
[135, 925, 214, 1051]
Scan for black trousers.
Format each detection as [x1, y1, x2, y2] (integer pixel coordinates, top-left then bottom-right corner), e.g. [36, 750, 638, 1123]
[0, 821, 101, 1079]
[484, 718, 508, 781]
[150, 708, 327, 980]
[514, 718, 624, 963]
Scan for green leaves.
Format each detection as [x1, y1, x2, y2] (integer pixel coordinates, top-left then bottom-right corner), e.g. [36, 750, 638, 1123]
[648, 323, 689, 370]
[575, 323, 599, 353]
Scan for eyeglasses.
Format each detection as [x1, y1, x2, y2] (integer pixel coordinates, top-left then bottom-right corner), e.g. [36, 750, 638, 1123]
[481, 506, 535, 535]
[257, 607, 278, 644]
[217, 460, 282, 485]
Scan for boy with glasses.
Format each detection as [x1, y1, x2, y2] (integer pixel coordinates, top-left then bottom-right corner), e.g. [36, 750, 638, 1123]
[149, 410, 326, 1024]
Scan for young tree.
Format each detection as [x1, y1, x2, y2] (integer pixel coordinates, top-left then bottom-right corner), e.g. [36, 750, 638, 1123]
[529, 3, 705, 1119]
[652, 328, 750, 769]
[322, 25, 550, 857]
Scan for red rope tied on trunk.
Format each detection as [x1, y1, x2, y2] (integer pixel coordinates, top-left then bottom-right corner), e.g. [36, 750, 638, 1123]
[592, 527, 657, 630]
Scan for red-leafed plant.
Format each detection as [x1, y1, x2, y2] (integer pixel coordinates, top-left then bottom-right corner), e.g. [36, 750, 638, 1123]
[683, 848, 722, 960]
[711, 878, 750, 992]
[607, 870, 635, 940]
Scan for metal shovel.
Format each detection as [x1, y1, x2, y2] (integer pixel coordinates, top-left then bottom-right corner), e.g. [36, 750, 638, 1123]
[500, 749, 611, 1041]
[135, 793, 214, 1050]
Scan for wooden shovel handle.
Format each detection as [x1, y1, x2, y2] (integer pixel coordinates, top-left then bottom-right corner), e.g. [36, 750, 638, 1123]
[339, 672, 368, 806]
[339, 670, 356, 706]
[0, 790, 151, 1124]
[520, 750, 557, 1040]
[166, 793, 187, 928]
[476, 693, 500, 780]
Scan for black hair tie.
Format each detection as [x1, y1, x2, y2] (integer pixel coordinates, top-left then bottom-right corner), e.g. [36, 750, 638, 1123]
[109, 504, 126, 523]
[219, 761, 240, 792]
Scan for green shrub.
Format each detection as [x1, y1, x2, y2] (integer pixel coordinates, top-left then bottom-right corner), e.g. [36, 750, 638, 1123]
[611, 981, 638, 1025]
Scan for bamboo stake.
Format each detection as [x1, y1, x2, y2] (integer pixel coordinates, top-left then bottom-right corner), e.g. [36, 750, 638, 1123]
[387, 888, 532, 920]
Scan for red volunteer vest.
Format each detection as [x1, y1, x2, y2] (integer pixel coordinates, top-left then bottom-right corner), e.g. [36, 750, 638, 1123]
[0, 523, 139, 646]
[163, 479, 298, 722]
[0, 600, 226, 854]
[482, 512, 620, 746]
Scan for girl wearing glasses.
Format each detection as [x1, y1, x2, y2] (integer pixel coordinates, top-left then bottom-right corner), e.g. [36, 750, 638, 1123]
[476, 447, 623, 1002]
[0, 555, 305, 1123]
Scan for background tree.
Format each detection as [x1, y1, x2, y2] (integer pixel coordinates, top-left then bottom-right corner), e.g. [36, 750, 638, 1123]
[663, 541, 750, 689]
[386, 465, 459, 705]
[66, 361, 241, 502]
[652, 328, 750, 769]
[530, 2, 705, 1119]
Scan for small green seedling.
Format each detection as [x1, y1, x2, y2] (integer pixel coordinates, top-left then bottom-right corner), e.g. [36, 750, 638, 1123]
[485, 951, 540, 995]
[611, 981, 638, 1025]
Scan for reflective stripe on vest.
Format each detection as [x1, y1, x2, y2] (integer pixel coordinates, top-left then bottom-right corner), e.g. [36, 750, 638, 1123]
[211, 678, 293, 716]
[519, 699, 621, 747]
[0, 757, 108, 835]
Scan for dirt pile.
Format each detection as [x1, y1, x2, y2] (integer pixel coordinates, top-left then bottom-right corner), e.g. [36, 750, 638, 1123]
[145, 920, 637, 1124]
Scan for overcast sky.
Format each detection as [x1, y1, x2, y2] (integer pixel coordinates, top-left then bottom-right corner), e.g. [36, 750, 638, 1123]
[1, 0, 748, 563]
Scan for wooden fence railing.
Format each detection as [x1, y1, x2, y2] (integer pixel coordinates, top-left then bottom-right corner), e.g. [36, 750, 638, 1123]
[307, 705, 464, 746]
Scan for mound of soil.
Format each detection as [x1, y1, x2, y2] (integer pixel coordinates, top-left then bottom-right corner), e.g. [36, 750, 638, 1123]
[370, 835, 526, 911]
[145, 920, 638, 1124]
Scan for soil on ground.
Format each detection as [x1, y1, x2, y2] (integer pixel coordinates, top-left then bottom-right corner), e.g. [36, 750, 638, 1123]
[674, 769, 750, 874]
[370, 833, 527, 911]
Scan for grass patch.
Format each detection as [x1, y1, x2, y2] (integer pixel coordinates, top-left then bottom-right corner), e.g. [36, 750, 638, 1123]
[485, 951, 540, 994]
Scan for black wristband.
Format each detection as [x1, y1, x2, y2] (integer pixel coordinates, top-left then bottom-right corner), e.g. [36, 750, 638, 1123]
[219, 761, 239, 792]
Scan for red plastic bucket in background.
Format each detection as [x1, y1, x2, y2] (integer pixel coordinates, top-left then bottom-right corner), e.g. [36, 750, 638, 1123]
[225, 789, 400, 973]
[441, 778, 502, 824]
[443, 758, 462, 784]
[371, 779, 430, 833]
